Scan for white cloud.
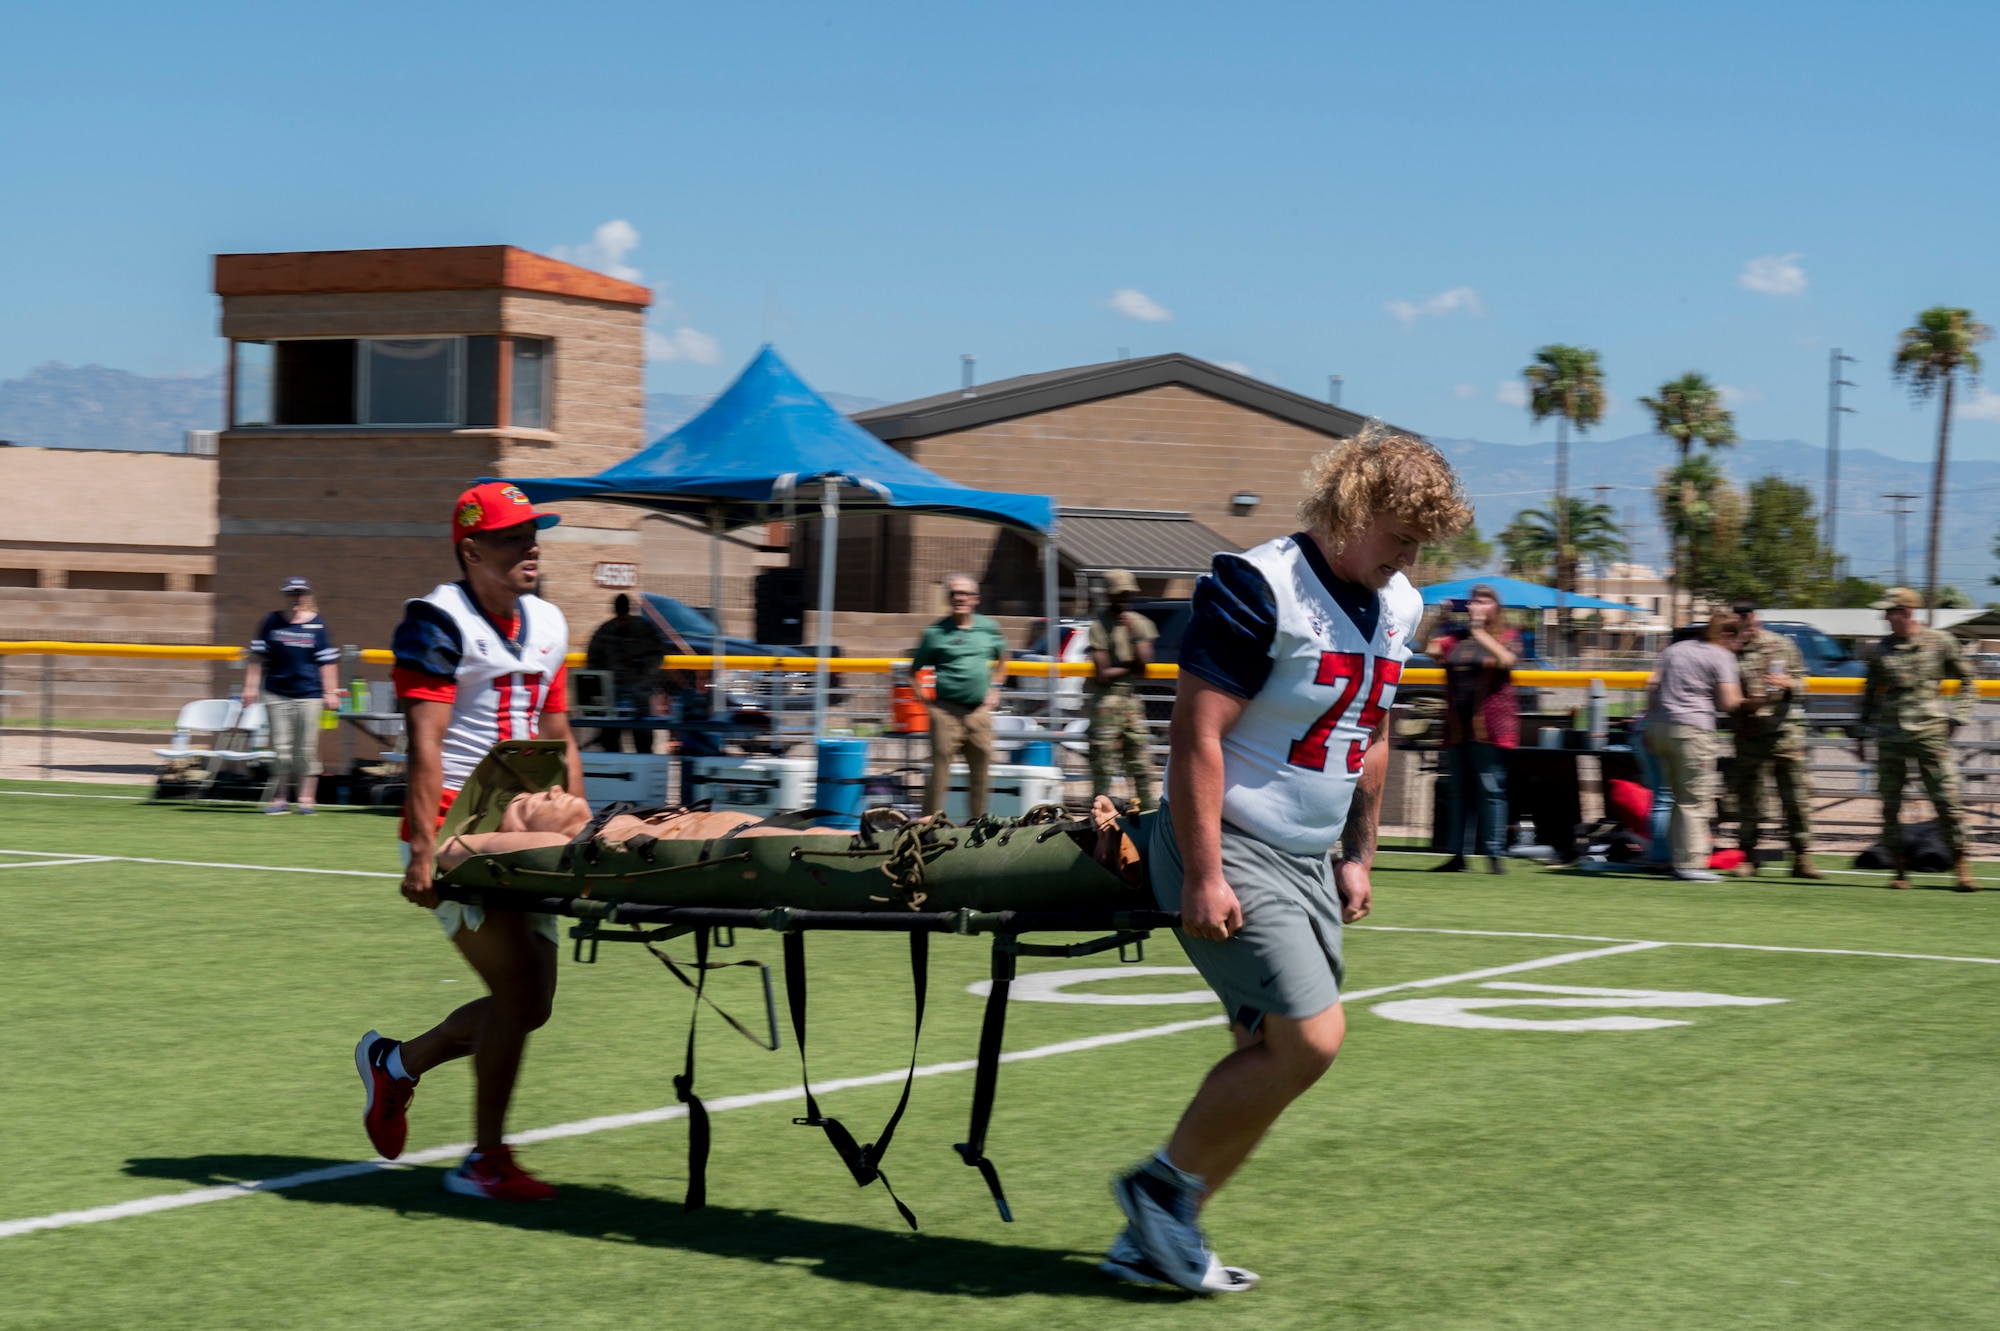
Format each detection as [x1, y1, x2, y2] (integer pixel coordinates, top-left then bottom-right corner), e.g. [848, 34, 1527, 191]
[1739, 253, 1806, 296]
[553, 219, 644, 283]
[1496, 380, 1529, 408]
[1107, 288, 1172, 323]
[1960, 386, 2000, 421]
[646, 326, 723, 366]
[1217, 360, 1257, 378]
[1386, 286, 1484, 328]
[1452, 382, 1480, 399]
[1718, 384, 1762, 406]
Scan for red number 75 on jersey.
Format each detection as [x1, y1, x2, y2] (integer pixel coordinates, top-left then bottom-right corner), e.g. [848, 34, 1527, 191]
[1286, 651, 1402, 774]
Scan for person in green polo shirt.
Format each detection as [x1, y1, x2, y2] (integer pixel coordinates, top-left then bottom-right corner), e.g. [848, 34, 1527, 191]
[912, 572, 1011, 817]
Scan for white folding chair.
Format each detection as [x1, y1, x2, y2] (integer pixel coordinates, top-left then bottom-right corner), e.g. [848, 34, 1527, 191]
[153, 699, 242, 761]
[203, 702, 278, 801]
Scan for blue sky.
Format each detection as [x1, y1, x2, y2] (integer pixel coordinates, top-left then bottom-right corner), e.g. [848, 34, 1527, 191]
[6, 0, 2000, 460]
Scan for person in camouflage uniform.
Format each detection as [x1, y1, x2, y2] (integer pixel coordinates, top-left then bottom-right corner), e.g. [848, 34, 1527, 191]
[584, 594, 668, 753]
[1088, 570, 1158, 811]
[1727, 600, 1821, 879]
[1857, 588, 1978, 891]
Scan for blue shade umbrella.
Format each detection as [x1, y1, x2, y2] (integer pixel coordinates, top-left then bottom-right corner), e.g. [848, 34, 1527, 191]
[503, 347, 1059, 734]
[1418, 575, 1638, 612]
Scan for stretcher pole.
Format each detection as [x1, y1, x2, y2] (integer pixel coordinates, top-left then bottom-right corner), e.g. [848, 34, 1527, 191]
[1042, 521, 1060, 727]
[812, 476, 840, 739]
[709, 504, 725, 695]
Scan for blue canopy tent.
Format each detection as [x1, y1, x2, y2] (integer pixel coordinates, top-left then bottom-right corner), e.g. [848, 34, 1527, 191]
[507, 346, 1060, 735]
[1418, 575, 1635, 612]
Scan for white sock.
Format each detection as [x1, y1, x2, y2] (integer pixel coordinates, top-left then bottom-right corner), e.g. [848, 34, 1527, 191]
[1153, 1150, 1207, 1194]
[385, 1044, 411, 1081]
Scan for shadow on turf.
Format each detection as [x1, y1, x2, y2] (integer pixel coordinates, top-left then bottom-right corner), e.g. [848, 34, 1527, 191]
[126, 1154, 1182, 1300]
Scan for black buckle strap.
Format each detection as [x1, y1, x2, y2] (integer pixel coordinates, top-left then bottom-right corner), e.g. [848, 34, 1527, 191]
[557, 800, 639, 870]
[670, 925, 712, 1211]
[783, 930, 929, 1230]
[954, 938, 1016, 1222]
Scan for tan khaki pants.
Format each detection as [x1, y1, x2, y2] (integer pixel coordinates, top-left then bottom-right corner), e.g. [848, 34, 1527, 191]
[925, 700, 995, 817]
[1650, 722, 1716, 871]
[266, 695, 323, 787]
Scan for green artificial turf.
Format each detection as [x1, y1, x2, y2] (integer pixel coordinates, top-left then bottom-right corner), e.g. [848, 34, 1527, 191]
[2, 779, 1999, 1329]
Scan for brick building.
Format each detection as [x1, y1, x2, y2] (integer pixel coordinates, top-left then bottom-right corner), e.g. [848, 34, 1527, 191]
[212, 246, 652, 683]
[805, 355, 1384, 652]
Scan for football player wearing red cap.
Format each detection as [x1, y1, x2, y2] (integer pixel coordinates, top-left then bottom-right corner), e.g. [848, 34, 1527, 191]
[352, 482, 584, 1201]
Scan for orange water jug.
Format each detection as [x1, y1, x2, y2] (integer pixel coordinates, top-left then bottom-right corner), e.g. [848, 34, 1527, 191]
[892, 667, 933, 734]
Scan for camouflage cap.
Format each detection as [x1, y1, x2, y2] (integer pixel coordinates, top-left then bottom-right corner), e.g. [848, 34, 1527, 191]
[1873, 587, 1922, 611]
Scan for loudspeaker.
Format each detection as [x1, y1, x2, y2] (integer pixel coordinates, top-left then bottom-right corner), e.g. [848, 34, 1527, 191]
[754, 568, 808, 646]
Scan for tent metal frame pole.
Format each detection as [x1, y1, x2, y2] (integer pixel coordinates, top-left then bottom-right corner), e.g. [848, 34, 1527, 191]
[1043, 524, 1059, 727]
[709, 506, 725, 695]
[812, 477, 839, 739]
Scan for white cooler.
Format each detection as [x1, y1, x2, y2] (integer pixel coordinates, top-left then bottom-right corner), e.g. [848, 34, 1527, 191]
[943, 763, 1066, 820]
[581, 752, 672, 811]
[688, 756, 815, 816]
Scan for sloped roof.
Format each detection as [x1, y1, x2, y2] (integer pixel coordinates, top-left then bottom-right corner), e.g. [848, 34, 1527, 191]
[854, 353, 1396, 442]
[1055, 508, 1241, 577]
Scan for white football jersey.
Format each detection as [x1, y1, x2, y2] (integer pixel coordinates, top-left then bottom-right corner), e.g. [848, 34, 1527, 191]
[408, 582, 570, 789]
[1212, 538, 1424, 855]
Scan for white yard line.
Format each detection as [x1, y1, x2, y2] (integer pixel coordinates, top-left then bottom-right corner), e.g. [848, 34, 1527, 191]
[0, 943, 1649, 1242]
[0, 856, 112, 871]
[0, 790, 148, 801]
[0, 849, 398, 879]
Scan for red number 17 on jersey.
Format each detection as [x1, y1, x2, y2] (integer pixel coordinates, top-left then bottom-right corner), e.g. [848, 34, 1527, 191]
[1286, 651, 1402, 774]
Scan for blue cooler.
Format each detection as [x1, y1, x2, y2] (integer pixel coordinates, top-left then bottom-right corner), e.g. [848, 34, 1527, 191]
[1017, 739, 1055, 767]
[814, 737, 871, 829]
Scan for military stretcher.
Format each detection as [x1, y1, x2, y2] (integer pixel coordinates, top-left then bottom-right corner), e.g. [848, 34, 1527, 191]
[430, 739, 1180, 1227]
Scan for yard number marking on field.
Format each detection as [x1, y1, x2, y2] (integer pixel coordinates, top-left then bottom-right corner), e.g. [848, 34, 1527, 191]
[1372, 982, 1787, 1031]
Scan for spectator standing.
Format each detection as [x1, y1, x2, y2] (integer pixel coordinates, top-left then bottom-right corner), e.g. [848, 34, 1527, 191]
[1088, 569, 1159, 811]
[244, 576, 340, 815]
[1728, 600, 1820, 879]
[911, 574, 1009, 817]
[1643, 612, 1745, 881]
[1858, 588, 1977, 891]
[1425, 583, 1521, 874]
[584, 594, 668, 753]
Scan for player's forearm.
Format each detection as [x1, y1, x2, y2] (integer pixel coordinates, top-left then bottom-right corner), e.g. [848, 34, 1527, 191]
[404, 753, 444, 859]
[1342, 736, 1389, 869]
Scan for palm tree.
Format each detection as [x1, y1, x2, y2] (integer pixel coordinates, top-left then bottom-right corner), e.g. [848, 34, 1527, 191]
[1498, 496, 1628, 590]
[1638, 372, 1737, 624]
[1655, 453, 1730, 610]
[1893, 307, 1991, 623]
[1523, 345, 1605, 654]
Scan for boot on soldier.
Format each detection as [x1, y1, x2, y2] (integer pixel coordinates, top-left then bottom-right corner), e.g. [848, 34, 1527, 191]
[1888, 853, 1913, 891]
[1954, 855, 1980, 893]
[1791, 851, 1825, 881]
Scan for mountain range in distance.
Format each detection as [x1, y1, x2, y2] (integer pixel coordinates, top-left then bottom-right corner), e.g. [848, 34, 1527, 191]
[2, 361, 1992, 590]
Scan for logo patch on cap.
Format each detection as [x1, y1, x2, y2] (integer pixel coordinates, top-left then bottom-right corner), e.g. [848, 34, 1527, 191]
[456, 500, 483, 531]
[498, 486, 530, 506]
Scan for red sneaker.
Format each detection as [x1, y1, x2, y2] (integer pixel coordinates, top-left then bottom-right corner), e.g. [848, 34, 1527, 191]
[354, 1031, 419, 1160]
[443, 1146, 558, 1202]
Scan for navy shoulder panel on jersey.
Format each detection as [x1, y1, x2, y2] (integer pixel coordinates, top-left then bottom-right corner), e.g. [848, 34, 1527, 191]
[1181, 553, 1279, 699]
[1293, 531, 1380, 642]
[393, 599, 465, 678]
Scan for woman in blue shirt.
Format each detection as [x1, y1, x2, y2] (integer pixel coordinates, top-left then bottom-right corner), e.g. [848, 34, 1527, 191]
[244, 577, 341, 813]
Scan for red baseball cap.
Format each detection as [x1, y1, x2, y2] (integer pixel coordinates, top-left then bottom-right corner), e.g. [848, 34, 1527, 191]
[451, 482, 560, 545]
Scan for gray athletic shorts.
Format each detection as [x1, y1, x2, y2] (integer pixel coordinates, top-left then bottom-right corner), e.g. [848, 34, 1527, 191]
[1147, 800, 1344, 1033]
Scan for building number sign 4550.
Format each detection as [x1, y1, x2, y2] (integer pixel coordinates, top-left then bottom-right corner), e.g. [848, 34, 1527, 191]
[1287, 652, 1401, 774]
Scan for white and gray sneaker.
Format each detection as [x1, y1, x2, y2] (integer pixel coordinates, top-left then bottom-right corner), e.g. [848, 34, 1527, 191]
[1100, 1226, 1258, 1293]
[1111, 1159, 1254, 1295]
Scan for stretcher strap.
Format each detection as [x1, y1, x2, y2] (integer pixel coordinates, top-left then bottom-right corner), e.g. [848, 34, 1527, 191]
[783, 930, 928, 1230]
[955, 940, 1016, 1222]
[558, 800, 639, 870]
[671, 926, 712, 1211]
[643, 941, 780, 1051]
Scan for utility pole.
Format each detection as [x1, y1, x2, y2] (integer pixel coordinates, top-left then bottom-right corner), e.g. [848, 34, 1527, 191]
[1885, 492, 1919, 588]
[1327, 374, 1343, 407]
[1826, 349, 1857, 572]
